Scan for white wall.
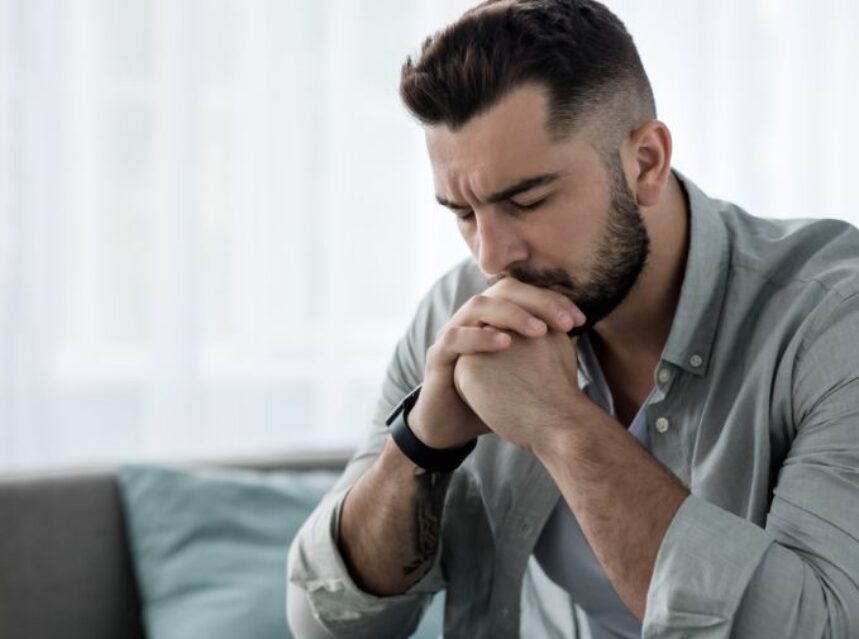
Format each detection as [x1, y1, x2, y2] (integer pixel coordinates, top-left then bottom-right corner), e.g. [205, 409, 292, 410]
[1, 0, 857, 470]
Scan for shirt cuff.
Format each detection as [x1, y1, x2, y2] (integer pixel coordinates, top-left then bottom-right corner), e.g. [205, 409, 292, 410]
[643, 494, 775, 638]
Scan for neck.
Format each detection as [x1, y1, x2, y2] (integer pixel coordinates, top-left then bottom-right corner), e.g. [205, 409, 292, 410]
[591, 171, 690, 363]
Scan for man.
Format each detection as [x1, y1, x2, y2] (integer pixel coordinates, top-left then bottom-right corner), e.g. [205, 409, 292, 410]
[287, 1, 859, 637]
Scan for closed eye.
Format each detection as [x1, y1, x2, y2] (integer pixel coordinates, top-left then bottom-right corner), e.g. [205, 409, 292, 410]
[510, 197, 548, 212]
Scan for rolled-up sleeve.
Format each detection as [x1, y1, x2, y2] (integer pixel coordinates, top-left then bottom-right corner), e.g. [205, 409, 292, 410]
[644, 293, 859, 638]
[286, 360, 444, 637]
[287, 483, 445, 638]
[286, 266, 474, 637]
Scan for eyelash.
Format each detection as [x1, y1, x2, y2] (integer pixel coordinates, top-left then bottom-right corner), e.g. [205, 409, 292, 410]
[454, 198, 547, 222]
[511, 197, 547, 212]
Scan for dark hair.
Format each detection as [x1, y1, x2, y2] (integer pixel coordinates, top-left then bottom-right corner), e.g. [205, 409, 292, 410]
[399, 0, 655, 155]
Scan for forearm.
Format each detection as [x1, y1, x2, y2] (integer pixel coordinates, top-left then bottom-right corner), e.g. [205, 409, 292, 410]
[534, 399, 688, 620]
[338, 437, 452, 596]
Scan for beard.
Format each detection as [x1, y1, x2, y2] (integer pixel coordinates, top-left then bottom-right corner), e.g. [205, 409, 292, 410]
[490, 158, 650, 335]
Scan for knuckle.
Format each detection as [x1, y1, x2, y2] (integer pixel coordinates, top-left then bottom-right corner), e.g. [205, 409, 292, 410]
[433, 327, 453, 350]
[514, 304, 535, 321]
[548, 293, 568, 312]
[551, 289, 574, 308]
[425, 342, 441, 363]
[557, 297, 575, 313]
[441, 326, 459, 346]
[470, 294, 490, 309]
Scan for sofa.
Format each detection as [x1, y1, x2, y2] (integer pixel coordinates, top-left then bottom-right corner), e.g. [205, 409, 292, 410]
[0, 450, 354, 639]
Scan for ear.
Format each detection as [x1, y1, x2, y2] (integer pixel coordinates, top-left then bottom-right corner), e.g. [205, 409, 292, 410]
[624, 120, 673, 207]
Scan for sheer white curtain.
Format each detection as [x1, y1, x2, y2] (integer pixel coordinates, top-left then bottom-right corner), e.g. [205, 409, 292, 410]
[1, 0, 858, 471]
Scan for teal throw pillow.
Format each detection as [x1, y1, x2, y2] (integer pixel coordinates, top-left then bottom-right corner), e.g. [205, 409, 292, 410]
[117, 464, 443, 639]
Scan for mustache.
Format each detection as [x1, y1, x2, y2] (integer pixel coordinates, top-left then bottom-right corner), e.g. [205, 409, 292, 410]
[488, 266, 577, 298]
[489, 266, 587, 337]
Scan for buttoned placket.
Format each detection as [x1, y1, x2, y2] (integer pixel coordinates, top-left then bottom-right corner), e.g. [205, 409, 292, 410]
[646, 362, 677, 443]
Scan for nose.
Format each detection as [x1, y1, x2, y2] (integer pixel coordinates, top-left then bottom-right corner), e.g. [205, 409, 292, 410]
[474, 213, 528, 277]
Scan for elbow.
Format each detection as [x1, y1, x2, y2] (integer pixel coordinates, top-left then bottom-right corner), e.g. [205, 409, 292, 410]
[733, 551, 859, 638]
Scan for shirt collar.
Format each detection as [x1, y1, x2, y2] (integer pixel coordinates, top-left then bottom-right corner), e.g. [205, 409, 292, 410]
[575, 170, 730, 381]
[661, 170, 730, 377]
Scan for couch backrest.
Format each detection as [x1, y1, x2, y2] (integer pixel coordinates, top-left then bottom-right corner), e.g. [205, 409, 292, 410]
[0, 451, 351, 639]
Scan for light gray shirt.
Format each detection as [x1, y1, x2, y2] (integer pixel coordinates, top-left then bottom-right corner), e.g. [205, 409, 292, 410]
[287, 171, 859, 638]
[532, 331, 655, 639]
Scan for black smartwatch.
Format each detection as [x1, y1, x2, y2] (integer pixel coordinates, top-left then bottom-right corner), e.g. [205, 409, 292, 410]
[385, 385, 477, 473]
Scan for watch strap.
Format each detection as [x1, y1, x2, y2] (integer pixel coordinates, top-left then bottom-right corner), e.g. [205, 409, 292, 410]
[385, 386, 476, 473]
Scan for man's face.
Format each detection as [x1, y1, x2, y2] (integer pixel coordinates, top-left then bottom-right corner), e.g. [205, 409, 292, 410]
[426, 84, 650, 330]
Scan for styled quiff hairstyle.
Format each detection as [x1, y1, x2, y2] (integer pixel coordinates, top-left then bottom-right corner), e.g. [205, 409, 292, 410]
[399, 0, 656, 159]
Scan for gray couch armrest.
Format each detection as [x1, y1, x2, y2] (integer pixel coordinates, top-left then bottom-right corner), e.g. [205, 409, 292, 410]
[0, 470, 147, 639]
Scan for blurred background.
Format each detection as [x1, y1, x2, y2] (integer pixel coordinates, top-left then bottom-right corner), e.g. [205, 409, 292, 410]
[1, 0, 858, 472]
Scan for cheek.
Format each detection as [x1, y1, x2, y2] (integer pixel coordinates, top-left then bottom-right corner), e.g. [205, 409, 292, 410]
[531, 204, 604, 261]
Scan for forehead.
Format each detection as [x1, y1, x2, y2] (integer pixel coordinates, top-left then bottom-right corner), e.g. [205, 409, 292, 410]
[425, 84, 598, 199]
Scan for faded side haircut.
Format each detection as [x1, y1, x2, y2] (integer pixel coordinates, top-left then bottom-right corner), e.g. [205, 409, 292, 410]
[399, 0, 656, 157]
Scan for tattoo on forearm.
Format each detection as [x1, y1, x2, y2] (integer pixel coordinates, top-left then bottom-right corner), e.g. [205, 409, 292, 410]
[402, 469, 451, 577]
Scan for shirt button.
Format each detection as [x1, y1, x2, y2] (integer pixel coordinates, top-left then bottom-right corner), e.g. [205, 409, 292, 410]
[657, 367, 671, 384]
[689, 354, 703, 368]
[655, 417, 670, 433]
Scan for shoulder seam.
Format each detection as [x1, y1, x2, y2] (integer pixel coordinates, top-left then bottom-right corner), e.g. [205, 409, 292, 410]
[794, 290, 859, 369]
[729, 256, 858, 303]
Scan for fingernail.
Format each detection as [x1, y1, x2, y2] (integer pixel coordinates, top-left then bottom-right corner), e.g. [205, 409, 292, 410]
[528, 317, 547, 332]
[557, 311, 573, 328]
[575, 311, 586, 326]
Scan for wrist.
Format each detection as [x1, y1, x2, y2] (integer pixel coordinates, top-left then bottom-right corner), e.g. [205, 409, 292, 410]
[404, 401, 435, 446]
[386, 386, 476, 473]
[407, 400, 455, 450]
[531, 392, 600, 462]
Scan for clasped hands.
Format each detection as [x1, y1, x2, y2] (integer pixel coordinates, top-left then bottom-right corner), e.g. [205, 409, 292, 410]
[453, 320, 585, 452]
[408, 277, 594, 457]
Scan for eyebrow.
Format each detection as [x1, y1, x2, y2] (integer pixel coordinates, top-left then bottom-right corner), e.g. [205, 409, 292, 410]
[435, 172, 564, 209]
